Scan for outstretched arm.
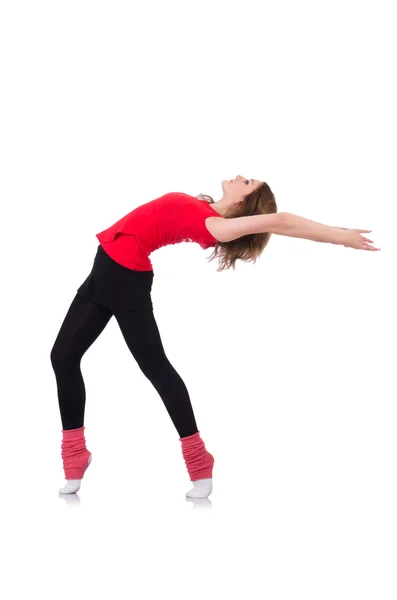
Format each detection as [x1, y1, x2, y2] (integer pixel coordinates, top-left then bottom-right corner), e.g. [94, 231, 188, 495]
[206, 212, 378, 250]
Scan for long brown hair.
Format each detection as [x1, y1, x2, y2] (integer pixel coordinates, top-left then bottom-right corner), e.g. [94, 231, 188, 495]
[196, 182, 278, 272]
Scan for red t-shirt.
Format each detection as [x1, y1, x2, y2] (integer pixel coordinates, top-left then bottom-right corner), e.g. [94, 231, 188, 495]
[95, 192, 223, 271]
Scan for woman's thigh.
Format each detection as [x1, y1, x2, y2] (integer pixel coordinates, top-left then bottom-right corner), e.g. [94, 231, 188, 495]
[50, 293, 113, 366]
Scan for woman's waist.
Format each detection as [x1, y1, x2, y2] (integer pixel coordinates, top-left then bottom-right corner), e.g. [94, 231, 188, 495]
[95, 243, 153, 279]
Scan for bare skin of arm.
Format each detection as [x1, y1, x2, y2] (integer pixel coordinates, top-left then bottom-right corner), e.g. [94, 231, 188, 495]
[205, 212, 379, 251]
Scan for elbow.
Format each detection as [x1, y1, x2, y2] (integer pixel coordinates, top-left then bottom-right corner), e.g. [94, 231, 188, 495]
[274, 212, 289, 234]
[278, 212, 289, 223]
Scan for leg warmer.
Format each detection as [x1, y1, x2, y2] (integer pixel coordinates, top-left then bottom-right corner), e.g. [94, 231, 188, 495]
[180, 431, 214, 481]
[61, 426, 92, 480]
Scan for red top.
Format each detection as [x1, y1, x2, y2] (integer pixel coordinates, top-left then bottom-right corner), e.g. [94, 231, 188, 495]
[95, 192, 223, 271]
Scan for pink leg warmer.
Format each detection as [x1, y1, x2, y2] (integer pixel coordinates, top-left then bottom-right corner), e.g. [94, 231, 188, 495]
[61, 426, 92, 480]
[180, 431, 214, 481]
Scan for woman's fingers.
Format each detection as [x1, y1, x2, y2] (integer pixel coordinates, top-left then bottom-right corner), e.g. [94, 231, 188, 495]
[343, 228, 380, 250]
[360, 232, 379, 250]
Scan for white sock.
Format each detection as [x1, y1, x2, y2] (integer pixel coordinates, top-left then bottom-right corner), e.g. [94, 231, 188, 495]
[186, 478, 213, 499]
[59, 455, 92, 495]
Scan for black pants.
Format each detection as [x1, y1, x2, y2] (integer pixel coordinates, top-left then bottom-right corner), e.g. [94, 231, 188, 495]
[50, 244, 198, 438]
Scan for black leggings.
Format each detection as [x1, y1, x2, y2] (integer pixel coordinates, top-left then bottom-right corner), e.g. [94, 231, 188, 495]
[50, 244, 198, 438]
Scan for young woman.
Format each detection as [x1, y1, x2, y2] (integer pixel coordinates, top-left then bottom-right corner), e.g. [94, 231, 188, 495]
[50, 175, 379, 498]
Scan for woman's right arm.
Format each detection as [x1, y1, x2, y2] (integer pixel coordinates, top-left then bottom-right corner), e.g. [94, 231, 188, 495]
[206, 212, 378, 250]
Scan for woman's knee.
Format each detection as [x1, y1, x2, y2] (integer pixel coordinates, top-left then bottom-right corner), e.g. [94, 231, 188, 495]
[50, 342, 79, 374]
[134, 346, 169, 378]
[50, 343, 64, 373]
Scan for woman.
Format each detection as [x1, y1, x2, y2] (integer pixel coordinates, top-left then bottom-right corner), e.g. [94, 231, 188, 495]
[50, 175, 379, 498]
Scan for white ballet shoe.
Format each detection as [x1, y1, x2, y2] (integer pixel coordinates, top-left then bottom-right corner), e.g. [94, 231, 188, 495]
[59, 479, 82, 495]
[186, 477, 213, 499]
[59, 455, 92, 495]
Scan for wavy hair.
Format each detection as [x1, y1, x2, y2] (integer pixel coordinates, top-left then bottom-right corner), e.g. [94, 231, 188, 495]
[196, 181, 278, 272]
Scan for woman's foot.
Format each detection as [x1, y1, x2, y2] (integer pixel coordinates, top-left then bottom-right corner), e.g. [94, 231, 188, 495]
[59, 455, 92, 495]
[186, 477, 213, 499]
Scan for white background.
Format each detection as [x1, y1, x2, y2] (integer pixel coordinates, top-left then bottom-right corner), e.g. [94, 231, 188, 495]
[1, 1, 396, 598]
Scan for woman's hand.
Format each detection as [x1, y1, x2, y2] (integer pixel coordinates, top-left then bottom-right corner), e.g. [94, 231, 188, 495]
[339, 228, 380, 251]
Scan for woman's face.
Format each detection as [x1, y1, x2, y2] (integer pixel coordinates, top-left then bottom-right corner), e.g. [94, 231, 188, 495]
[223, 174, 263, 197]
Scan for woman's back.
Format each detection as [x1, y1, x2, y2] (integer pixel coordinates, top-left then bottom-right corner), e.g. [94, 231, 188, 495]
[95, 192, 223, 270]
